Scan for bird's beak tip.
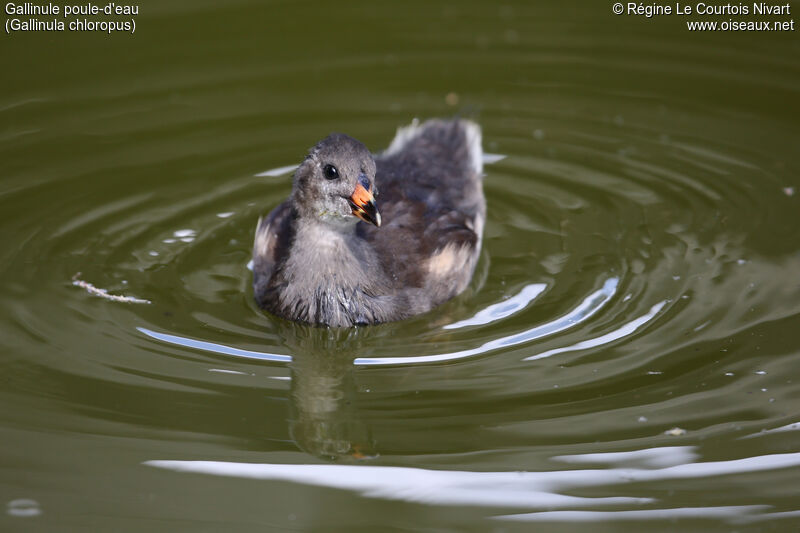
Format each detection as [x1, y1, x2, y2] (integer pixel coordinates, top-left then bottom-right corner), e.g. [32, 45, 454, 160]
[349, 183, 381, 227]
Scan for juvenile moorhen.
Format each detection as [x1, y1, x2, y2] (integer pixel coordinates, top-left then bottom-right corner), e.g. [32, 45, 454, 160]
[253, 118, 485, 327]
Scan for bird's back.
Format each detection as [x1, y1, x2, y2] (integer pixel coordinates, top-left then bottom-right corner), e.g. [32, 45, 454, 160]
[253, 118, 486, 326]
[361, 119, 486, 310]
[377, 118, 483, 213]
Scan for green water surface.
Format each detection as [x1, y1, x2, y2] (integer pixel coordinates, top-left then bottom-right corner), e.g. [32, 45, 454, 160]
[2, 1, 800, 531]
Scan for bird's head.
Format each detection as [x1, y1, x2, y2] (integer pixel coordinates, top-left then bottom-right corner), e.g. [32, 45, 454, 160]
[292, 133, 381, 228]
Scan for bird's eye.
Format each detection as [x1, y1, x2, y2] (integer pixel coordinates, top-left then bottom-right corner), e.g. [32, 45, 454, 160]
[323, 164, 339, 180]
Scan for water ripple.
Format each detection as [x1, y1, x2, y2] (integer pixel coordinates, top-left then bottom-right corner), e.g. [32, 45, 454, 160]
[355, 277, 620, 366]
[135, 277, 621, 367]
[137, 327, 291, 364]
[523, 300, 666, 362]
[2, 3, 800, 530]
[443, 283, 547, 330]
[144, 449, 800, 518]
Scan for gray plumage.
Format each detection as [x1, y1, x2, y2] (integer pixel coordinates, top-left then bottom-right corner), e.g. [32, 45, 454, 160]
[252, 118, 485, 327]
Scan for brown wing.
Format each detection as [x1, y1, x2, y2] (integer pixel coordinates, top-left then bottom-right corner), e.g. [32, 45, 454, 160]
[252, 200, 296, 308]
[360, 120, 484, 294]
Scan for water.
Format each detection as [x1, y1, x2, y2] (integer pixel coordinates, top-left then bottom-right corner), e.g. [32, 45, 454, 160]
[2, 1, 800, 531]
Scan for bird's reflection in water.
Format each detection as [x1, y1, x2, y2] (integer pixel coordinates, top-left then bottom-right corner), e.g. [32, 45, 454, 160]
[280, 325, 378, 462]
[272, 251, 491, 461]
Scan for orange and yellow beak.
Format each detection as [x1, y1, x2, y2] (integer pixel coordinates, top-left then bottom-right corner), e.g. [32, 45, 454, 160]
[348, 182, 381, 227]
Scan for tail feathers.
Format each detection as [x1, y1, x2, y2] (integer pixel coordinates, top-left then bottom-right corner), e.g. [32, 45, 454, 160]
[383, 119, 483, 175]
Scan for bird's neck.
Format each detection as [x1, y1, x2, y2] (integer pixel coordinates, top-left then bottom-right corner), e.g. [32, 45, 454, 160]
[288, 218, 370, 288]
[280, 218, 389, 326]
[294, 217, 358, 251]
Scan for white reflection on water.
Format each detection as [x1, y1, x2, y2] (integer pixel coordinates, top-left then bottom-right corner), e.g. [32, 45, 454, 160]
[496, 506, 769, 522]
[6, 498, 42, 518]
[145, 464, 650, 510]
[740, 422, 800, 439]
[354, 277, 619, 365]
[137, 327, 291, 363]
[144, 449, 800, 520]
[481, 153, 506, 164]
[254, 164, 299, 177]
[443, 283, 547, 330]
[137, 278, 620, 366]
[736, 510, 800, 523]
[523, 299, 666, 362]
[552, 446, 698, 469]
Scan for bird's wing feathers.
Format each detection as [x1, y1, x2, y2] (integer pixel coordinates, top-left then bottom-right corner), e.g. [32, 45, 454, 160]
[252, 200, 296, 306]
[367, 119, 485, 292]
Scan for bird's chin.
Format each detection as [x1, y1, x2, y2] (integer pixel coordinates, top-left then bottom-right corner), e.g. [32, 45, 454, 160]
[318, 211, 360, 229]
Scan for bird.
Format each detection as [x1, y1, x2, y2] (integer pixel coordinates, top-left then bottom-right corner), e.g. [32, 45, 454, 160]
[252, 118, 485, 327]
